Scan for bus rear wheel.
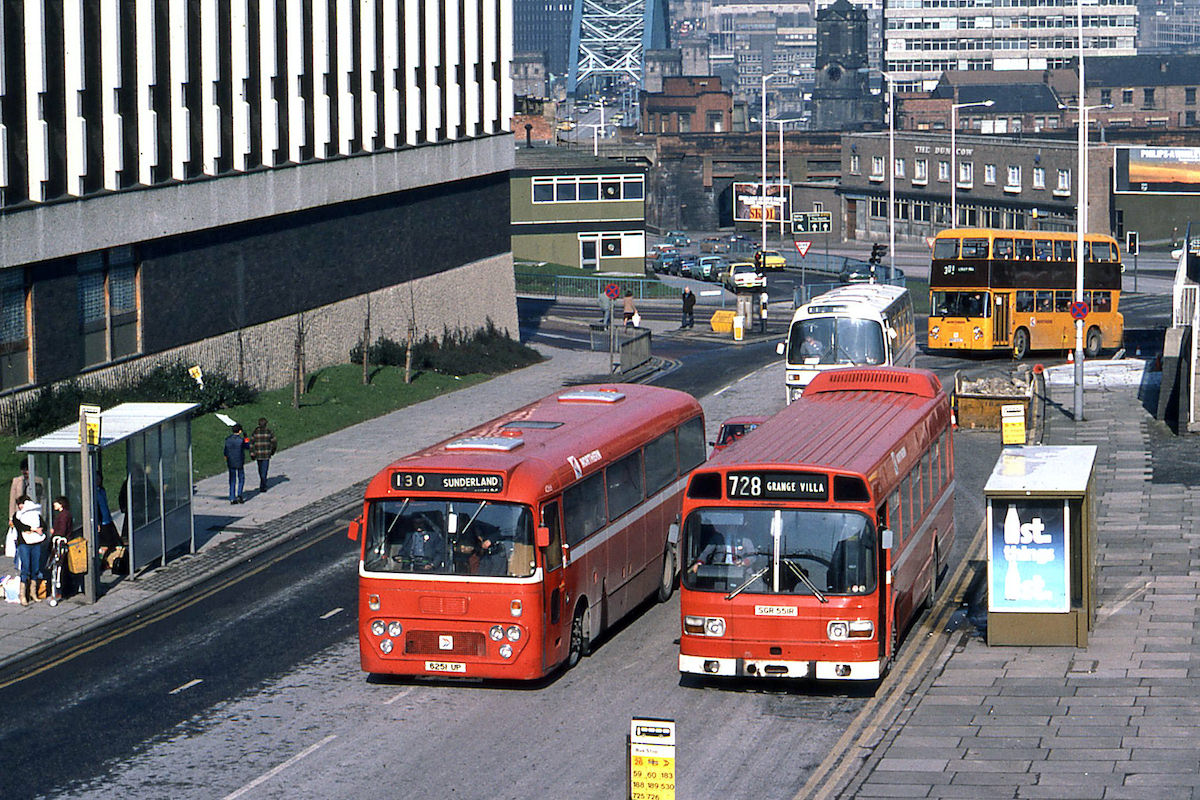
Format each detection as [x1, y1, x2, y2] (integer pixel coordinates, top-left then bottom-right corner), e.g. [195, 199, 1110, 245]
[1012, 328, 1030, 360]
[567, 604, 590, 667]
[1085, 327, 1103, 358]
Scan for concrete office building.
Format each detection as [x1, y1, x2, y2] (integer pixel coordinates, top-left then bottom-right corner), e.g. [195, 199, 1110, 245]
[0, 0, 516, 422]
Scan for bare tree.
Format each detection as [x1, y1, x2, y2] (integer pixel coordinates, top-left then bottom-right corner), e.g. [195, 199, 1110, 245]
[362, 296, 371, 385]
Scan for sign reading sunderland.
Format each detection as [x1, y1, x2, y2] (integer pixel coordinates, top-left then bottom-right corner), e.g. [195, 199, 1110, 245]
[1114, 147, 1200, 194]
[392, 472, 504, 493]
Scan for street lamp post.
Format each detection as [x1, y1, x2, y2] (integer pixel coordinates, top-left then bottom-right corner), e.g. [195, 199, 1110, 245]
[949, 99, 995, 228]
[761, 73, 778, 257]
[881, 72, 898, 281]
[775, 119, 786, 247]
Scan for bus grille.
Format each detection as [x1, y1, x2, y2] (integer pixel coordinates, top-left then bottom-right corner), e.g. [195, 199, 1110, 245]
[405, 631, 486, 656]
[419, 595, 468, 615]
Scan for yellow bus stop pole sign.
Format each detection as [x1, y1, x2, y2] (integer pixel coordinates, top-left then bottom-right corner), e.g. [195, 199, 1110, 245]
[79, 404, 101, 445]
[629, 718, 676, 800]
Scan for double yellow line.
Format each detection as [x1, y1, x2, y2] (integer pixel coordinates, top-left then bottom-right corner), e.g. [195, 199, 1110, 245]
[796, 517, 984, 800]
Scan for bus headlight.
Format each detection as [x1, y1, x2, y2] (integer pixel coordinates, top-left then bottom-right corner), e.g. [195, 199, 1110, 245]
[506, 625, 522, 642]
[930, 325, 940, 339]
[973, 326, 983, 340]
[827, 620, 874, 641]
[684, 615, 726, 637]
[388, 621, 403, 637]
[499, 644, 513, 659]
[489, 625, 505, 641]
[371, 620, 386, 637]
[380, 638, 394, 654]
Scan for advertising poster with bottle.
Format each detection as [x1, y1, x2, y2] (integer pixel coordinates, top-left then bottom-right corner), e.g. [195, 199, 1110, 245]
[987, 499, 1070, 613]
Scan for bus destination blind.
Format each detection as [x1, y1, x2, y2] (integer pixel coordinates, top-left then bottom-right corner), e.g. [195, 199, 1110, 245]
[726, 471, 828, 501]
[391, 472, 504, 493]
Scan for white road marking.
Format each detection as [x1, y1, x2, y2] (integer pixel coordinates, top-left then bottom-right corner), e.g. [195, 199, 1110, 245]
[222, 734, 338, 800]
[168, 678, 203, 695]
[320, 607, 344, 619]
[385, 687, 415, 705]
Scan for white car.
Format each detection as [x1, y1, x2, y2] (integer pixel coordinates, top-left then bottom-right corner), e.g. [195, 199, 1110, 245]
[724, 262, 767, 291]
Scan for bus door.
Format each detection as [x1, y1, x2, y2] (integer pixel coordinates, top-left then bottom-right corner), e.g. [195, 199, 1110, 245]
[540, 501, 570, 670]
[992, 292, 1010, 346]
[880, 497, 898, 663]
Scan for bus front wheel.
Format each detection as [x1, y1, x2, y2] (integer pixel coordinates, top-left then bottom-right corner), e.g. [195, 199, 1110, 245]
[1012, 328, 1030, 360]
[657, 546, 676, 602]
[567, 604, 591, 667]
[1085, 327, 1103, 358]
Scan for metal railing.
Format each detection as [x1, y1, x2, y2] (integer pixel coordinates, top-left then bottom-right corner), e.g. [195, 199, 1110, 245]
[515, 272, 679, 301]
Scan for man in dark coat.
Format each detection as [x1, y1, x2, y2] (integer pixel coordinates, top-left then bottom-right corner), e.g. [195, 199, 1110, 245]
[224, 424, 249, 504]
[681, 287, 696, 329]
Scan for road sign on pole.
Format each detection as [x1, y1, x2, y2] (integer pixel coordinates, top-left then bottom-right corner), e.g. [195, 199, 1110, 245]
[794, 241, 812, 258]
[1069, 301, 1089, 321]
[790, 211, 832, 234]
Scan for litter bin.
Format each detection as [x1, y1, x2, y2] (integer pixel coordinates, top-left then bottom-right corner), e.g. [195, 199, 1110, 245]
[733, 314, 744, 341]
[984, 445, 1097, 646]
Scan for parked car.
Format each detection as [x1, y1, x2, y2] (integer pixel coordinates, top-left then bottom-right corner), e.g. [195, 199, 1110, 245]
[679, 255, 698, 278]
[696, 256, 726, 282]
[665, 230, 691, 247]
[662, 255, 683, 276]
[723, 262, 767, 291]
[700, 237, 730, 254]
[838, 259, 904, 284]
[754, 249, 787, 270]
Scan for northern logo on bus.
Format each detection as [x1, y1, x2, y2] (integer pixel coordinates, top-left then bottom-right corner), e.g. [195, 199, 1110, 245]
[567, 449, 602, 479]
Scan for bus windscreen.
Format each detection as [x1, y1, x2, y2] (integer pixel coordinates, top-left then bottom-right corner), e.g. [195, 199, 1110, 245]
[364, 499, 536, 577]
[682, 509, 876, 596]
[787, 318, 885, 366]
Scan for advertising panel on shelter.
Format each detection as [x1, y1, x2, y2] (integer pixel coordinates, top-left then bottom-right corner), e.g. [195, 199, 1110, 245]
[733, 182, 791, 223]
[1114, 147, 1200, 194]
[986, 499, 1070, 613]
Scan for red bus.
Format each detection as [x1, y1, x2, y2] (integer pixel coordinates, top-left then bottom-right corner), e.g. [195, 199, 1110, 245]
[349, 384, 706, 679]
[678, 367, 954, 681]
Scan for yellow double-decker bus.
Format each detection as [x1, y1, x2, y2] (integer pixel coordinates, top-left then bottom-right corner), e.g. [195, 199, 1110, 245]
[927, 228, 1124, 359]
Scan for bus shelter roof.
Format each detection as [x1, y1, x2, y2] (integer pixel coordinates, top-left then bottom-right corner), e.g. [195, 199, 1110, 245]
[16, 402, 199, 454]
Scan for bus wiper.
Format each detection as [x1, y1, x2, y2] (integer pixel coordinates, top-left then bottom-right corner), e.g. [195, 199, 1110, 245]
[459, 501, 488, 536]
[783, 558, 828, 603]
[379, 499, 410, 558]
[726, 564, 771, 600]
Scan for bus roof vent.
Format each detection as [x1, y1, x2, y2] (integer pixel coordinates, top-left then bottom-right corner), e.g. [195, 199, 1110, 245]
[558, 389, 626, 404]
[445, 436, 525, 452]
[804, 367, 940, 398]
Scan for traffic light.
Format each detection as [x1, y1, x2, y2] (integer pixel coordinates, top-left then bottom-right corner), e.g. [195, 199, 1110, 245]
[1125, 230, 1139, 256]
[869, 243, 888, 265]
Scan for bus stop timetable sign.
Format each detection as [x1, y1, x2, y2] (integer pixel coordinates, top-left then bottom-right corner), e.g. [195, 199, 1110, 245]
[629, 717, 676, 800]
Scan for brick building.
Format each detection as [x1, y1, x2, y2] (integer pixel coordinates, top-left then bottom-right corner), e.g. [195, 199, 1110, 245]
[641, 77, 735, 134]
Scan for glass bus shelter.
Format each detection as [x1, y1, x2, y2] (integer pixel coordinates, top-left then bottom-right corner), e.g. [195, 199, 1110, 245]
[17, 402, 199, 583]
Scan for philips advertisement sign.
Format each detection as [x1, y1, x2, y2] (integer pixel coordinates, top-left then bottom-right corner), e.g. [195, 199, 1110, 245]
[1114, 147, 1200, 194]
[733, 181, 791, 223]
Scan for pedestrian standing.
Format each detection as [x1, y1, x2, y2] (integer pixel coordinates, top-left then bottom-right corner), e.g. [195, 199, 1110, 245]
[224, 424, 249, 504]
[12, 496, 44, 606]
[249, 417, 278, 494]
[597, 284, 613, 327]
[623, 290, 637, 327]
[681, 287, 696, 329]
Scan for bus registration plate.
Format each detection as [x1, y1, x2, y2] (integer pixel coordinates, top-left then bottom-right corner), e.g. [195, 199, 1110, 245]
[425, 661, 467, 674]
[755, 605, 797, 617]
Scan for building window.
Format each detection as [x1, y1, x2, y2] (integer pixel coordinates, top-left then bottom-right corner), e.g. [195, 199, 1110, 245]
[914, 159, 928, 184]
[984, 164, 997, 184]
[1100, 89, 1111, 105]
[78, 247, 140, 368]
[1122, 89, 1133, 105]
[895, 157, 906, 178]
[938, 160, 950, 182]
[1032, 167, 1045, 189]
[871, 155, 885, 178]
[1057, 169, 1070, 192]
[1006, 165, 1021, 189]
[850, 154, 861, 174]
[0, 269, 31, 391]
[870, 198, 887, 218]
[958, 161, 973, 186]
[1187, 88, 1197, 106]
[1188, 111, 1197, 126]
[913, 201, 931, 222]
[532, 174, 645, 203]
[1143, 88, 1155, 107]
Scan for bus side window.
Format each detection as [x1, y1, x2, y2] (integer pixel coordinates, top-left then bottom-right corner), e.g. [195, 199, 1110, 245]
[563, 472, 606, 547]
[1089, 241, 1115, 262]
[1034, 240, 1052, 261]
[1092, 290, 1111, 312]
[1054, 240, 1073, 261]
[1015, 290, 1035, 313]
[541, 501, 563, 572]
[888, 490, 903, 548]
[644, 431, 678, 495]
[606, 451, 644, 520]
[678, 417, 707, 472]
[1055, 290, 1073, 312]
[932, 238, 960, 260]
[1036, 291, 1054, 312]
[993, 238, 1014, 259]
[1016, 238, 1034, 260]
[962, 238, 989, 259]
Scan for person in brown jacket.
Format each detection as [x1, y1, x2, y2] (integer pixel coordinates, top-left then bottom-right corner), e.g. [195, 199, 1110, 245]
[249, 418, 278, 494]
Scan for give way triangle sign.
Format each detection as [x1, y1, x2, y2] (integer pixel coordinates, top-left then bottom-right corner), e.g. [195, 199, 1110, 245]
[794, 241, 812, 258]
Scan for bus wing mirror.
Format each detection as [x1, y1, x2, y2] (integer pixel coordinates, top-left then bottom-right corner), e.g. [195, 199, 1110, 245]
[881, 528, 894, 550]
[776, 341, 786, 356]
[347, 516, 362, 542]
[535, 525, 551, 549]
[887, 326, 898, 340]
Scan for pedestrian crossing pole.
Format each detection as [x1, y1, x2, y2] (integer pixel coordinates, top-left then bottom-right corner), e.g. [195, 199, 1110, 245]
[78, 406, 97, 604]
